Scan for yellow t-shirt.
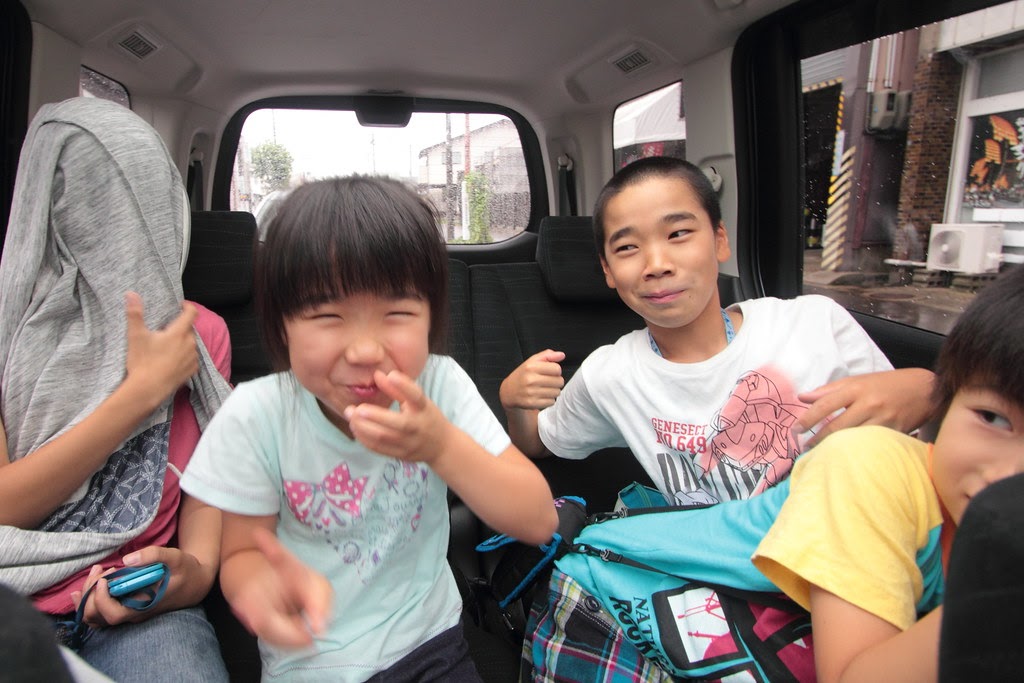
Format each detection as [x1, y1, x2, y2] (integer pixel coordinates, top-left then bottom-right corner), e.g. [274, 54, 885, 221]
[753, 425, 944, 630]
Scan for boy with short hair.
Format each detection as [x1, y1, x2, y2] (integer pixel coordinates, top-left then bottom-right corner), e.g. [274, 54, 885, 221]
[502, 155, 932, 506]
[502, 156, 936, 680]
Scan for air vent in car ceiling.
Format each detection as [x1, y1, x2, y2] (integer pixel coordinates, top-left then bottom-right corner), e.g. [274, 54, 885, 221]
[117, 30, 159, 60]
[612, 49, 651, 74]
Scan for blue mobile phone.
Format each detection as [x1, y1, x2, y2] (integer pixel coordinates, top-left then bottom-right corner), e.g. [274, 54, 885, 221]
[107, 563, 167, 597]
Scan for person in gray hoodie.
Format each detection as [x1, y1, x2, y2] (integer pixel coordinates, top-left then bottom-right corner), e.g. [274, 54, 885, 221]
[0, 97, 231, 682]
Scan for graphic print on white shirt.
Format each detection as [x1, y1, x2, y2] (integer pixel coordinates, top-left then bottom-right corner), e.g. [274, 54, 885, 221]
[655, 368, 807, 505]
[284, 459, 429, 583]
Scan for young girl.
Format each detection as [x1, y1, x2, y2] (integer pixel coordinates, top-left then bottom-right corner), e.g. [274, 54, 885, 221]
[181, 176, 558, 681]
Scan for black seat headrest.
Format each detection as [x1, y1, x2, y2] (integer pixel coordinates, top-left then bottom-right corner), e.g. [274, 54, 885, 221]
[182, 211, 256, 308]
[536, 216, 618, 303]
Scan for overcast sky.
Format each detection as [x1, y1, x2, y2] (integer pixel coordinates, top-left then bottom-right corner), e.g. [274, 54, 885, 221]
[240, 109, 505, 180]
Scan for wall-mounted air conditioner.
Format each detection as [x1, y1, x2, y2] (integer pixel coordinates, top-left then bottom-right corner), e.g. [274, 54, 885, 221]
[926, 223, 1004, 274]
[892, 90, 911, 131]
[868, 89, 896, 131]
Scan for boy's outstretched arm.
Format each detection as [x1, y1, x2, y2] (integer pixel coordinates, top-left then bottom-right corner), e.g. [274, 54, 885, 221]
[346, 369, 559, 545]
[795, 368, 936, 448]
[499, 349, 566, 458]
[810, 585, 940, 683]
[220, 513, 333, 648]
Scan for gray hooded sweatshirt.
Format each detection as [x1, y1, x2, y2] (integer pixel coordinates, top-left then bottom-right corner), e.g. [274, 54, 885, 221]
[0, 97, 230, 594]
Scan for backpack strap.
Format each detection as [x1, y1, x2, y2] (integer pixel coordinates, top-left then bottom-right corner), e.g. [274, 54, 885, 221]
[570, 541, 801, 610]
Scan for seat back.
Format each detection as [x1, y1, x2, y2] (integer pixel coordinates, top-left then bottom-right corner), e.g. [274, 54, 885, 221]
[182, 211, 271, 384]
[469, 217, 641, 426]
[467, 217, 649, 510]
[447, 257, 475, 378]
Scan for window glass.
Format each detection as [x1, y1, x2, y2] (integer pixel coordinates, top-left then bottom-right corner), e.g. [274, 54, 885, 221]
[613, 81, 685, 169]
[79, 66, 129, 108]
[799, 2, 1024, 335]
[230, 109, 530, 244]
[977, 49, 1024, 98]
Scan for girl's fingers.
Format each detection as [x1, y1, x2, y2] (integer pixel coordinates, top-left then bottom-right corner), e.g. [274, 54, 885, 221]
[246, 527, 332, 645]
[258, 612, 316, 648]
[347, 414, 403, 453]
[373, 369, 425, 409]
[293, 573, 333, 636]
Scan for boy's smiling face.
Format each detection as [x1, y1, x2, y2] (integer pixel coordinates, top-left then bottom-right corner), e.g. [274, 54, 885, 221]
[932, 386, 1024, 524]
[600, 175, 731, 356]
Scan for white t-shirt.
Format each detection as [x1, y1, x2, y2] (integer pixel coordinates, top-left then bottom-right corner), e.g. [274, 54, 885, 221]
[182, 355, 511, 682]
[537, 295, 892, 505]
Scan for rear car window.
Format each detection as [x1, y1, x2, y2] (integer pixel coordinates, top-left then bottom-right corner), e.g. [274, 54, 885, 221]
[79, 66, 129, 108]
[613, 81, 685, 169]
[229, 109, 530, 244]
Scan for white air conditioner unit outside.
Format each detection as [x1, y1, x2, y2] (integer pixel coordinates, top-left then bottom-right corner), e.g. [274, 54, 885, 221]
[892, 90, 911, 131]
[868, 89, 896, 131]
[926, 223, 1004, 274]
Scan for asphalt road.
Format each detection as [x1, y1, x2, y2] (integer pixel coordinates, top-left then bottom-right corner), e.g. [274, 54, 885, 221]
[802, 249, 977, 336]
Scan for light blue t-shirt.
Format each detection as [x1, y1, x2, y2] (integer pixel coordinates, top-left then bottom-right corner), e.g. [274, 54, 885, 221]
[182, 355, 511, 681]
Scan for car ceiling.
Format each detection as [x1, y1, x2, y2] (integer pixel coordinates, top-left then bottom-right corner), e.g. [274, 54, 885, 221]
[21, 0, 796, 118]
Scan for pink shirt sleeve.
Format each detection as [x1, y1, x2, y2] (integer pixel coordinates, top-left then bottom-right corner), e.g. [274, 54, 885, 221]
[192, 301, 232, 384]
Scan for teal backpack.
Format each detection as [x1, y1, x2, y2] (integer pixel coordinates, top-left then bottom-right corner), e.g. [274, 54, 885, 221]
[479, 481, 816, 680]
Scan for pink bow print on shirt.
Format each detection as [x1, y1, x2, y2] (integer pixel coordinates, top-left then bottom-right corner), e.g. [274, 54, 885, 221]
[284, 463, 369, 531]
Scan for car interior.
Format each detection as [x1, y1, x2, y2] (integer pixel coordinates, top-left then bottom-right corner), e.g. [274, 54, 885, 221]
[1, 0, 1016, 680]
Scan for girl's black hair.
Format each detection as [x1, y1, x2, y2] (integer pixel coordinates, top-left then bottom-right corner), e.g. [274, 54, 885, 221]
[254, 176, 449, 371]
[932, 265, 1024, 419]
[592, 156, 723, 258]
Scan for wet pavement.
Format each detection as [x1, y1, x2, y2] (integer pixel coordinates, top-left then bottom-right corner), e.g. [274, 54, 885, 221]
[802, 249, 977, 336]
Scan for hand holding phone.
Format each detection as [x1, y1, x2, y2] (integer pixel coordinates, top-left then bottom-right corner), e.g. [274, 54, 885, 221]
[105, 562, 169, 610]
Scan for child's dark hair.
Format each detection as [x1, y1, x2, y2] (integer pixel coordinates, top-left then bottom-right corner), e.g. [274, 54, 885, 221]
[592, 156, 723, 258]
[254, 176, 449, 371]
[932, 265, 1024, 418]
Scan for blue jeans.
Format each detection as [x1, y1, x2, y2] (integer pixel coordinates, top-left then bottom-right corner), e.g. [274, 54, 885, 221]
[72, 607, 228, 683]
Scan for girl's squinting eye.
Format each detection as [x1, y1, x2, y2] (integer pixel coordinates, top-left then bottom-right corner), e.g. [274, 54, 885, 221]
[611, 243, 637, 254]
[386, 297, 426, 318]
[303, 305, 341, 320]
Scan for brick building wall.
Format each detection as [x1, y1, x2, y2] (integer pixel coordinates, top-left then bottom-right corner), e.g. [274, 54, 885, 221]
[894, 50, 963, 259]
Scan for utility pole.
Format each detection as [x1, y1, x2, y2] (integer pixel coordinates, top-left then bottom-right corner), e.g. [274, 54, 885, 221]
[464, 113, 471, 177]
[445, 113, 455, 240]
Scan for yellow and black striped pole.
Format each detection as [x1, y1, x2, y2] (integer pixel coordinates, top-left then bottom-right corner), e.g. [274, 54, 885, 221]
[821, 92, 851, 272]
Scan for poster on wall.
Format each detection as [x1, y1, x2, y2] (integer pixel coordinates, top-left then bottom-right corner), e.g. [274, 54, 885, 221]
[964, 110, 1024, 209]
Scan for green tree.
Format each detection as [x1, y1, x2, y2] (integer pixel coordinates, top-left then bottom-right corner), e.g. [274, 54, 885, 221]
[251, 141, 293, 191]
[465, 171, 492, 243]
